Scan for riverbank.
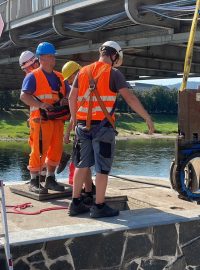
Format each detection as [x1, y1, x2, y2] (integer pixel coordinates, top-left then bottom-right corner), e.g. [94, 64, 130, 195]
[0, 132, 176, 142]
[117, 132, 176, 141]
[0, 109, 177, 141]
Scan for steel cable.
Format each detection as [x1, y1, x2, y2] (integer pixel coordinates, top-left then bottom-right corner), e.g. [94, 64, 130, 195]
[63, 11, 127, 32]
[139, 0, 198, 21]
[0, 11, 127, 49]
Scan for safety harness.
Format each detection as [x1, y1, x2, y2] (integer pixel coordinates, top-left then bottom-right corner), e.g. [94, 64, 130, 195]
[34, 95, 70, 120]
[33, 73, 70, 121]
[77, 65, 117, 134]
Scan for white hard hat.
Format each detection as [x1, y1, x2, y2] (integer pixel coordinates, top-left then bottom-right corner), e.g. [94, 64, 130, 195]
[19, 51, 38, 69]
[100, 41, 123, 67]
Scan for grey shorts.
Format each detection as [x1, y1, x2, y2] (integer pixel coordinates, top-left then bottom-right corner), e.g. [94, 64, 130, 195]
[73, 124, 116, 174]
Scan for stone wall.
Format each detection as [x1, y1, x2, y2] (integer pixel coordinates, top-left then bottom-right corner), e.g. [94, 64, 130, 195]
[1, 219, 200, 270]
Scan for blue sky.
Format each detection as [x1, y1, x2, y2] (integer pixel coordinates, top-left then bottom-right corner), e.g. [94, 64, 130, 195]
[133, 77, 200, 86]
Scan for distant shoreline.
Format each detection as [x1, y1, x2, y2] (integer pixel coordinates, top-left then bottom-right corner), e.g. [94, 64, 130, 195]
[116, 133, 176, 140]
[0, 133, 176, 142]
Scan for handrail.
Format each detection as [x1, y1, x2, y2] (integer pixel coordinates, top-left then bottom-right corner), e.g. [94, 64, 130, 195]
[0, 0, 75, 23]
[0, 1, 7, 23]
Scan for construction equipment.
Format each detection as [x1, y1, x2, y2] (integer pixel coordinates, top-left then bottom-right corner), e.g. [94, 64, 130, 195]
[170, 0, 200, 201]
[0, 180, 13, 270]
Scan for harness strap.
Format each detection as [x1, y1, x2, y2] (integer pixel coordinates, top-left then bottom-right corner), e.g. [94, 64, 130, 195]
[92, 87, 115, 130]
[84, 65, 115, 130]
[86, 91, 94, 130]
[77, 64, 107, 110]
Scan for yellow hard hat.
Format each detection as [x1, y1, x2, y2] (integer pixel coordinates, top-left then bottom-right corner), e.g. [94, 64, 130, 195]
[62, 61, 82, 81]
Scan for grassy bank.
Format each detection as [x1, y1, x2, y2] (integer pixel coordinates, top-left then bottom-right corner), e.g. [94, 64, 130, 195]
[116, 113, 177, 136]
[0, 109, 29, 139]
[0, 109, 178, 139]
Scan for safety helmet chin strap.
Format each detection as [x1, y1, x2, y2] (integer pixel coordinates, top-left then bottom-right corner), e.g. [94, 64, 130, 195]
[100, 46, 119, 67]
[109, 53, 119, 67]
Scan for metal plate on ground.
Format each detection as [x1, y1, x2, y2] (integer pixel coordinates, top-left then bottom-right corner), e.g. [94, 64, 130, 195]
[105, 195, 129, 211]
[9, 183, 72, 201]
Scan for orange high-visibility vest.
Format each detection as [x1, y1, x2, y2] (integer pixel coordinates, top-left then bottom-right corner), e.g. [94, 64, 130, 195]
[30, 68, 66, 120]
[76, 62, 117, 121]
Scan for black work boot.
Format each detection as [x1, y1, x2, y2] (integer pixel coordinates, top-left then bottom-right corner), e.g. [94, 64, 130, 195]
[92, 182, 96, 195]
[90, 203, 119, 218]
[81, 182, 96, 195]
[29, 177, 48, 194]
[68, 199, 90, 216]
[82, 192, 94, 206]
[39, 174, 46, 183]
[45, 175, 65, 192]
[56, 152, 71, 174]
[39, 168, 47, 182]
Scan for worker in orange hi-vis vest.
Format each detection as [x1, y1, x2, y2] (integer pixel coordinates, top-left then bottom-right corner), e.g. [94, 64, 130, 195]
[20, 42, 70, 194]
[62, 61, 96, 204]
[19, 50, 71, 183]
[69, 41, 154, 218]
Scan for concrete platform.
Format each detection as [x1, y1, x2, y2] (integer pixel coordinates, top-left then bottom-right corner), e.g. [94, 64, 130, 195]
[1, 175, 200, 270]
[0, 175, 200, 243]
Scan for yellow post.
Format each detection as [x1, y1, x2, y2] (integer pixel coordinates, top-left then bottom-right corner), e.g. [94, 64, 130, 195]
[180, 0, 200, 91]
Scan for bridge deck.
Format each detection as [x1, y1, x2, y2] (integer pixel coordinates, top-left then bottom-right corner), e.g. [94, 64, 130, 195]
[1, 0, 200, 91]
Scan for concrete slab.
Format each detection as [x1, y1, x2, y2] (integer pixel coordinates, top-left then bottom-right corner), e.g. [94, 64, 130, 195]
[1, 175, 200, 246]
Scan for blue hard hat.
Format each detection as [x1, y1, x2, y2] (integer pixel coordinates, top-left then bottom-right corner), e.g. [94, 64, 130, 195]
[36, 42, 56, 56]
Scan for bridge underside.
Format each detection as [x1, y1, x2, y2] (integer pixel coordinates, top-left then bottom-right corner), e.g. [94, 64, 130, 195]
[0, 0, 200, 90]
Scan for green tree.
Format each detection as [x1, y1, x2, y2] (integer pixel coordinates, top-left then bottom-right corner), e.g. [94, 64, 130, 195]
[11, 90, 22, 108]
[0, 90, 12, 111]
[117, 86, 178, 114]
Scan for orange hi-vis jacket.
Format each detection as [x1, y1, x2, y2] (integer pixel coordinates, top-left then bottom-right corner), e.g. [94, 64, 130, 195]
[30, 68, 66, 120]
[76, 61, 117, 121]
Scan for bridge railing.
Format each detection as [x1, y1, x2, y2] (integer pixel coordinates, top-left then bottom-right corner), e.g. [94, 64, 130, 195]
[10, 0, 51, 20]
[0, 1, 7, 22]
[0, 0, 72, 23]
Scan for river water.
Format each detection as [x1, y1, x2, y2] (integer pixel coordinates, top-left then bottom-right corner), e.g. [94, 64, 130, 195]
[0, 139, 175, 182]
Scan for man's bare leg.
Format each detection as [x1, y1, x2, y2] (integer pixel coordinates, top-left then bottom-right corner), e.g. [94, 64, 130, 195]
[73, 167, 89, 197]
[83, 169, 93, 192]
[95, 173, 108, 204]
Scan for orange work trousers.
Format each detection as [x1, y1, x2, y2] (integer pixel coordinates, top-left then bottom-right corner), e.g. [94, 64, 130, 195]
[28, 119, 64, 172]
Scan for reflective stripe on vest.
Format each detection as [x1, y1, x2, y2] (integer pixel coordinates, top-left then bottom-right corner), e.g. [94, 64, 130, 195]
[30, 94, 53, 112]
[29, 68, 66, 120]
[77, 96, 116, 102]
[78, 106, 113, 113]
[36, 94, 53, 100]
[76, 62, 117, 121]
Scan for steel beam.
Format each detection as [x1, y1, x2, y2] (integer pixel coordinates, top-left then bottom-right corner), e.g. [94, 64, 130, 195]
[53, 0, 110, 16]
[125, 0, 179, 31]
[1, 30, 200, 64]
[9, 29, 29, 47]
[55, 31, 200, 56]
[52, 15, 94, 40]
